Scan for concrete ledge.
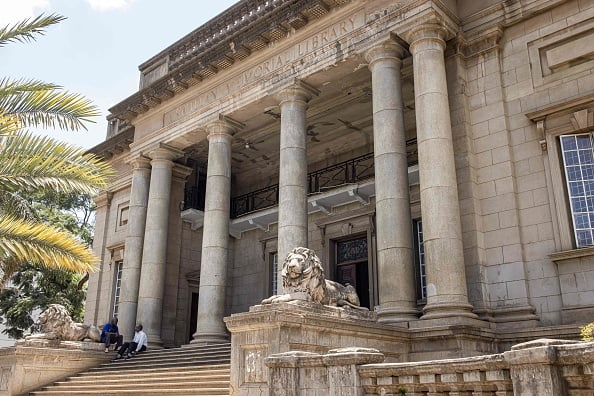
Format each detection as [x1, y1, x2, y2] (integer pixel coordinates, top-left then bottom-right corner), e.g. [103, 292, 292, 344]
[0, 341, 111, 395]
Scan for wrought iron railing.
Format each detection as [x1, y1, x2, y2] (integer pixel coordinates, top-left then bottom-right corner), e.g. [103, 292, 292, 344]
[308, 152, 374, 193]
[183, 186, 206, 211]
[184, 140, 418, 218]
[231, 184, 279, 218]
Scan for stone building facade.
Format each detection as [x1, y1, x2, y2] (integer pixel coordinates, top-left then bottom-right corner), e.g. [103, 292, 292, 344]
[86, 0, 594, 358]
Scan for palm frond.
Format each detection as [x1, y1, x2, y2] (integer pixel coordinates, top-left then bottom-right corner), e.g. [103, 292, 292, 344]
[0, 132, 114, 195]
[0, 78, 60, 95]
[0, 191, 37, 220]
[0, 215, 98, 273]
[0, 80, 100, 131]
[0, 14, 66, 47]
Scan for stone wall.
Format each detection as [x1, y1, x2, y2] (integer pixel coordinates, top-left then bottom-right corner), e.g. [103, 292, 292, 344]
[267, 339, 594, 396]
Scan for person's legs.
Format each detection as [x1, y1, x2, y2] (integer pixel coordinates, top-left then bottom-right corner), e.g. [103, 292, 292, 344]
[115, 342, 130, 358]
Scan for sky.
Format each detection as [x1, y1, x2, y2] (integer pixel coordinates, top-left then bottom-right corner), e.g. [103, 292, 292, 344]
[0, 0, 238, 149]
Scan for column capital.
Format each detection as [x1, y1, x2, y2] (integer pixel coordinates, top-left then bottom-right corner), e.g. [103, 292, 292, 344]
[277, 79, 320, 106]
[93, 191, 113, 208]
[364, 40, 407, 69]
[172, 163, 193, 181]
[405, 22, 448, 53]
[206, 115, 245, 139]
[125, 154, 152, 170]
[146, 143, 184, 162]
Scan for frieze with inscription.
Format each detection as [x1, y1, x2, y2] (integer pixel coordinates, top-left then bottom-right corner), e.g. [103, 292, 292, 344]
[163, 11, 365, 126]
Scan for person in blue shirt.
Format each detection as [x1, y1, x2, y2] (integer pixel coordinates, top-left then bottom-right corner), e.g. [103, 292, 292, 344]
[113, 324, 148, 360]
[100, 317, 123, 353]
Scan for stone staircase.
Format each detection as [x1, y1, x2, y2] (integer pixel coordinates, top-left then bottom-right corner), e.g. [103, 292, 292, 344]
[29, 342, 231, 395]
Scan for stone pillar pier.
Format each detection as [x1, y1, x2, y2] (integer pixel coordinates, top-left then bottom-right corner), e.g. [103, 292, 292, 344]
[407, 24, 476, 320]
[192, 118, 242, 344]
[366, 42, 417, 324]
[137, 145, 183, 346]
[276, 81, 318, 290]
[118, 156, 151, 339]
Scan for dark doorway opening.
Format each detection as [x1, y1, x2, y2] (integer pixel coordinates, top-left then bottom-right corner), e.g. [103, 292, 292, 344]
[334, 236, 370, 309]
[189, 292, 198, 342]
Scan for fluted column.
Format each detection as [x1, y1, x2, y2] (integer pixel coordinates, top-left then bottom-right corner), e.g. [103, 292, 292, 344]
[276, 81, 318, 291]
[407, 24, 476, 319]
[192, 118, 241, 344]
[366, 42, 417, 323]
[137, 145, 183, 346]
[118, 156, 151, 339]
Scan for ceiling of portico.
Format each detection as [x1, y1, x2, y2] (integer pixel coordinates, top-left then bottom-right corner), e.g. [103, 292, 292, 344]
[183, 54, 417, 181]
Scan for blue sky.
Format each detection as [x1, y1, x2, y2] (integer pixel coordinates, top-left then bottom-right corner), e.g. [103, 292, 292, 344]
[1, 0, 238, 148]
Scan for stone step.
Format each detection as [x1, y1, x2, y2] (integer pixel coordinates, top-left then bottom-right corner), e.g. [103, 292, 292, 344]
[84, 356, 230, 373]
[67, 366, 229, 382]
[30, 387, 229, 395]
[56, 371, 229, 385]
[29, 344, 232, 396]
[41, 379, 230, 391]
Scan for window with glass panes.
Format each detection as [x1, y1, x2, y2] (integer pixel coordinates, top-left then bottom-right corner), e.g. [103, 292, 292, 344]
[560, 134, 594, 247]
[112, 261, 123, 317]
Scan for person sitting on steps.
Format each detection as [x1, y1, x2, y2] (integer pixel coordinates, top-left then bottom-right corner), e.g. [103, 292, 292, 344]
[100, 317, 123, 353]
[114, 324, 148, 360]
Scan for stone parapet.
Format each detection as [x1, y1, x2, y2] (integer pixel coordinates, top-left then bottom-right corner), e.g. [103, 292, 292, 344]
[0, 340, 111, 396]
[224, 302, 407, 396]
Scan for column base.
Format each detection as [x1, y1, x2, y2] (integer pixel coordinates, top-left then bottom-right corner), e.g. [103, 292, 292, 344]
[377, 306, 419, 326]
[421, 301, 478, 320]
[190, 332, 229, 345]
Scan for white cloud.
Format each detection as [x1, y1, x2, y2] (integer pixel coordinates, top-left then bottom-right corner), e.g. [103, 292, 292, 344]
[0, 0, 50, 26]
[85, 0, 138, 11]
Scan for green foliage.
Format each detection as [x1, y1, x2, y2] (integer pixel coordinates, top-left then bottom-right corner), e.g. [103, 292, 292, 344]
[0, 191, 92, 338]
[581, 322, 594, 342]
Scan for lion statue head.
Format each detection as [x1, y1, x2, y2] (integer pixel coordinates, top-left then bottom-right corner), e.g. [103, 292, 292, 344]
[25, 304, 101, 342]
[262, 247, 364, 309]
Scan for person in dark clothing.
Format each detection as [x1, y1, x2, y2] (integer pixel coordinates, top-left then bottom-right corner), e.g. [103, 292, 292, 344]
[100, 317, 123, 353]
[113, 324, 148, 360]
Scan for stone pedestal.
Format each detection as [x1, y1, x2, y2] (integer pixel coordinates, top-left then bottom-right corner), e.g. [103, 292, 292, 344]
[0, 340, 110, 396]
[224, 301, 408, 396]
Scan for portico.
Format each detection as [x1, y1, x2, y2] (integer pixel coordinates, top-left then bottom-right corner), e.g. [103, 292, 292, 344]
[85, 0, 591, 359]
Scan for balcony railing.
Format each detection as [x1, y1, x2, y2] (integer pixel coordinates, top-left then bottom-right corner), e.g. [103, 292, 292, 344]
[231, 184, 279, 218]
[184, 140, 418, 218]
[183, 186, 206, 212]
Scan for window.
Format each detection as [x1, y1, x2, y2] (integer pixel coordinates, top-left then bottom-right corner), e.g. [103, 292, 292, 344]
[112, 261, 123, 317]
[560, 133, 594, 247]
[119, 206, 129, 227]
[414, 220, 426, 300]
[270, 252, 278, 296]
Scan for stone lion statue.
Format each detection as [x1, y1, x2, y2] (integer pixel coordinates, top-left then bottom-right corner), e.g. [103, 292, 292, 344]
[262, 247, 365, 309]
[25, 304, 101, 342]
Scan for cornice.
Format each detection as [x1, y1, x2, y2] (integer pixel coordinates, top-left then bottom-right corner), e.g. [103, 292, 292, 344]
[87, 126, 134, 159]
[460, 0, 567, 37]
[109, 0, 353, 122]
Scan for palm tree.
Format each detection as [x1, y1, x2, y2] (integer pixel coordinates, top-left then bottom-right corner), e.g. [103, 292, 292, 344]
[0, 14, 113, 275]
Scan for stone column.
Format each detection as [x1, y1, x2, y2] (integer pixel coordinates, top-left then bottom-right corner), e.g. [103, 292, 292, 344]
[192, 118, 241, 344]
[365, 42, 417, 323]
[407, 24, 476, 319]
[118, 156, 151, 339]
[136, 145, 183, 346]
[276, 81, 318, 291]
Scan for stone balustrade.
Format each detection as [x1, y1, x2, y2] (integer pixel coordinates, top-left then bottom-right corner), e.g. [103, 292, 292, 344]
[266, 339, 594, 396]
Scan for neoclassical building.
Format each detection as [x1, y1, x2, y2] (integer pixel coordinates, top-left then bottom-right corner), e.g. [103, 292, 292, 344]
[86, 0, 594, 356]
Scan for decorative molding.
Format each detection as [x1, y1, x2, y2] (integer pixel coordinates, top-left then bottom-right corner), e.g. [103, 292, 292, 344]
[550, 246, 594, 262]
[109, 0, 353, 121]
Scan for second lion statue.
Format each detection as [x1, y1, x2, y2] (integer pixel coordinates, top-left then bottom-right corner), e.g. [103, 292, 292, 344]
[262, 247, 365, 309]
[25, 304, 101, 342]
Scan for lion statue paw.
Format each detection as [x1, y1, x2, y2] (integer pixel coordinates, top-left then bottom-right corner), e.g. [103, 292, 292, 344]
[262, 247, 367, 310]
[25, 304, 101, 342]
